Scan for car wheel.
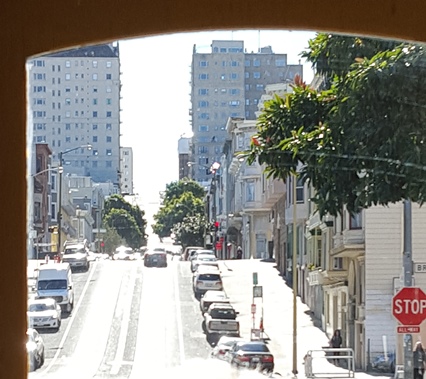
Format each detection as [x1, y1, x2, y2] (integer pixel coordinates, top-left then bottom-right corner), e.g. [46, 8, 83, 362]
[202, 320, 207, 333]
[30, 355, 37, 371]
[40, 351, 45, 366]
[66, 302, 72, 314]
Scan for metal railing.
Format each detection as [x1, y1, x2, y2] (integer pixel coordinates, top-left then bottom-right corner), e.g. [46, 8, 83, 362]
[304, 348, 355, 378]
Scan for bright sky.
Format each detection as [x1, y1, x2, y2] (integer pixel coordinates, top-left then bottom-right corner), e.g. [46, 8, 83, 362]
[118, 30, 316, 221]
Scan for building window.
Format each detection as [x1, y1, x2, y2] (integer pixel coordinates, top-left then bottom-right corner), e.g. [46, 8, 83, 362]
[230, 60, 239, 66]
[106, 111, 112, 118]
[229, 100, 240, 106]
[198, 89, 209, 95]
[230, 73, 238, 79]
[199, 113, 209, 120]
[92, 124, 98, 130]
[65, 123, 71, 130]
[350, 211, 363, 229]
[106, 161, 112, 168]
[106, 98, 112, 105]
[65, 60, 71, 68]
[253, 72, 261, 79]
[92, 61, 98, 68]
[199, 61, 208, 67]
[245, 59, 251, 67]
[199, 73, 209, 80]
[93, 98, 98, 105]
[220, 74, 226, 80]
[106, 73, 112, 80]
[93, 136, 98, 143]
[198, 125, 209, 132]
[106, 87, 112, 93]
[65, 73, 71, 80]
[106, 149, 112, 156]
[92, 73, 98, 80]
[253, 59, 261, 67]
[229, 89, 240, 95]
[296, 177, 304, 203]
[106, 136, 112, 143]
[275, 59, 286, 67]
[245, 72, 250, 79]
[198, 101, 209, 108]
[106, 123, 112, 130]
[333, 257, 344, 270]
[93, 111, 98, 117]
[246, 181, 255, 202]
[65, 137, 71, 143]
[92, 149, 98, 156]
[256, 84, 264, 91]
[198, 146, 208, 154]
[106, 61, 112, 68]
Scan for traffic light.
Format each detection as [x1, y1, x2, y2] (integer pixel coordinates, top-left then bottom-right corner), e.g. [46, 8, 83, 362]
[214, 221, 219, 232]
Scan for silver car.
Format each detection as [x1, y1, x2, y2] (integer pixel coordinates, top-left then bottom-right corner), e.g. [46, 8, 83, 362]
[27, 328, 45, 371]
[28, 298, 62, 331]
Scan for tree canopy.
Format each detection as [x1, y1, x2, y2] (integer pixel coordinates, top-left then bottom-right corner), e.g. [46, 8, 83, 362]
[103, 195, 147, 248]
[248, 34, 426, 217]
[152, 179, 208, 245]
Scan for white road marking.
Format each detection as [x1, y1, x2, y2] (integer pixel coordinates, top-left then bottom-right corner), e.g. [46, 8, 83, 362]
[109, 264, 137, 375]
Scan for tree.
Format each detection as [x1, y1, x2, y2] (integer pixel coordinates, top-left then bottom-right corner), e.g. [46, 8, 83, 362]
[248, 34, 426, 217]
[172, 214, 208, 248]
[104, 195, 147, 246]
[152, 180, 206, 239]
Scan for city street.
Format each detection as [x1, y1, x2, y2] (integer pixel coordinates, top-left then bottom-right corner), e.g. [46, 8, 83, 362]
[27, 253, 393, 379]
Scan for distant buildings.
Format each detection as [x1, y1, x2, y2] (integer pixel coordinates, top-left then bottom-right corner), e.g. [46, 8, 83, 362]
[28, 43, 122, 185]
[190, 40, 303, 183]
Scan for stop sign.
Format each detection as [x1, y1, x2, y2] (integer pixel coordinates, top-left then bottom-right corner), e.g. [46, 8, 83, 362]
[392, 287, 426, 326]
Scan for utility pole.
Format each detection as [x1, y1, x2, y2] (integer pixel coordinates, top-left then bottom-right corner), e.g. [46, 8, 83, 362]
[403, 200, 413, 379]
[292, 173, 298, 375]
[57, 151, 63, 255]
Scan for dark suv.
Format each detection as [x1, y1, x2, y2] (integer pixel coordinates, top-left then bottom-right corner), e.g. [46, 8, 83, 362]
[144, 250, 168, 267]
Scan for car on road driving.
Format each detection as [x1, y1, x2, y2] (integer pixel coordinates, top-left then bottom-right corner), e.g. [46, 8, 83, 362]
[144, 250, 168, 267]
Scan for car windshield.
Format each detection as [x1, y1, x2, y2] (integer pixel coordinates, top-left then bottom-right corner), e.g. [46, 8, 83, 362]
[210, 308, 236, 319]
[37, 280, 67, 290]
[239, 343, 270, 352]
[198, 274, 221, 281]
[29, 303, 55, 312]
[64, 247, 85, 255]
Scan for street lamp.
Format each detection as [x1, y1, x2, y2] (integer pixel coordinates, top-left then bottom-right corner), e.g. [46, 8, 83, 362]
[57, 144, 92, 254]
[210, 162, 221, 257]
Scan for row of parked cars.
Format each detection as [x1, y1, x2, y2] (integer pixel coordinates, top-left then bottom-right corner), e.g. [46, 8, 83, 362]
[184, 246, 275, 374]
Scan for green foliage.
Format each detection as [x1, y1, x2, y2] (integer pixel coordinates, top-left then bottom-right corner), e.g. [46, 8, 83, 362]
[103, 195, 147, 248]
[152, 179, 206, 239]
[172, 214, 208, 248]
[248, 34, 426, 217]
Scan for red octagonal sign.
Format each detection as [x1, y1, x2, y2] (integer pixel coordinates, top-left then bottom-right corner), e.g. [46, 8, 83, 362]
[392, 287, 426, 326]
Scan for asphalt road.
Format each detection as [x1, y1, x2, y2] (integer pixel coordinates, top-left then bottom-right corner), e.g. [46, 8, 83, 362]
[28, 252, 266, 378]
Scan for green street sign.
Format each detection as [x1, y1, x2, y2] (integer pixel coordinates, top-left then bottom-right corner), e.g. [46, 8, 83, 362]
[253, 272, 258, 285]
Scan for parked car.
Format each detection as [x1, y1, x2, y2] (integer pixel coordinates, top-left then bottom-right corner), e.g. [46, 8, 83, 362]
[190, 249, 215, 261]
[211, 336, 245, 360]
[191, 254, 219, 272]
[182, 246, 204, 261]
[193, 267, 223, 298]
[61, 240, 90, 271]
[227, 340, 274, 373]
[200, 290, 230, 313]
[144, 250, 168, 267]
[27, 298, 62, 331]
[203, 303, 240, 342]
[114, 246, 136, 260]
[27, 328, 45, 372]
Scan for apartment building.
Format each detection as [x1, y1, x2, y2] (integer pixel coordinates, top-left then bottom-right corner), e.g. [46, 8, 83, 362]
[178, 137, 191, 180]
[28, 43, 121, 185]
[190, 40, 303, 183]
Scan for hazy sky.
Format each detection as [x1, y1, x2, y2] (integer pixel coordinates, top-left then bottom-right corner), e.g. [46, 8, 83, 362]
[118, 30, 316, 216]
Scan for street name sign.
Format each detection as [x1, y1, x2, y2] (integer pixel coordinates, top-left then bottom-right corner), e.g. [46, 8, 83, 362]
[414, 263, 426, 273]
[397, 326, 420, 334]
[392, 287, 426, 326]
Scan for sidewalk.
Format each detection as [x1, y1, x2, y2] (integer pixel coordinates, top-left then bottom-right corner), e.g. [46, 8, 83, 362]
[220, 259, 391, 379]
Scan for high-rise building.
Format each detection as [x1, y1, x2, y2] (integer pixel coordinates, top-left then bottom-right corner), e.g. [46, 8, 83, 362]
[28, 43, 121, 185]
[120, 147, 134, 194]
[190, 40, 303, 183]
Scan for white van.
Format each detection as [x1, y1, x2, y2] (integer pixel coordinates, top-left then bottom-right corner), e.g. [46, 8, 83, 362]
[35, 263, 74, 313]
